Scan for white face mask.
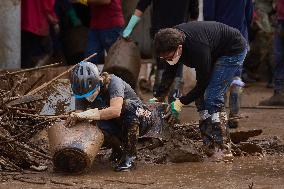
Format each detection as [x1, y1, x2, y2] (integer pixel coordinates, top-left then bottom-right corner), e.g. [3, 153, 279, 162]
[85, 87, 100, 102]
[166, 51, 181, 65]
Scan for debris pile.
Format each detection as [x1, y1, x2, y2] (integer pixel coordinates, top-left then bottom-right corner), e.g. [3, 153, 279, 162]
[136, 123, 270, 164]
[0, 73, 52, 171]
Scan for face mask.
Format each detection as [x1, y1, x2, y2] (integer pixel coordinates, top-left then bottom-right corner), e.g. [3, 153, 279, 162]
[86, 87, 100, 102]
[166, 51, 181, 65]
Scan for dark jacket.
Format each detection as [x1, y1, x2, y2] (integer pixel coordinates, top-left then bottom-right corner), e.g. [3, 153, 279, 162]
[203, 0, 253, 42]
[155, 21, 247, 105]
[136, 0, 199, 36]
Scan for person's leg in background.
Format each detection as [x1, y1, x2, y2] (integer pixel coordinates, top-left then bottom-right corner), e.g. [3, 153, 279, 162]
[100, 26, 122, 52]
[153, 57, 165, 97]
[228, 75, 244, 128]
[84, 28, 104, 64]
[227, 55, 246, 129]
[168, 62, 184, 103]
[259, 20, 284, 106]
[152, 55, 184, 103]
[21, 31, 41, 68]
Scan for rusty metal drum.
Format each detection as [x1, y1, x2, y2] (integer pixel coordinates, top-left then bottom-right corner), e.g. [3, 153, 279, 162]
[103, 38, 141, 88]
[48, 121, 104, 173]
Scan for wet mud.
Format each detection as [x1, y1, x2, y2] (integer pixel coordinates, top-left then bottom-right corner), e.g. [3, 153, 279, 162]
[1, 71, 284, 188]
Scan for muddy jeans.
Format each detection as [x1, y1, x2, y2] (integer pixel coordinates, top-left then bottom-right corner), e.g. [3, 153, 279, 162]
[196, 50, 247, 114]
[84, 27, 122, 64]
[97, 99, 162, 139]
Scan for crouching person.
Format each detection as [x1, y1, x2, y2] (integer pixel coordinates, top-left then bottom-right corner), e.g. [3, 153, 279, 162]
[154, 21, 248, 161]
[69, 61, 164, 171]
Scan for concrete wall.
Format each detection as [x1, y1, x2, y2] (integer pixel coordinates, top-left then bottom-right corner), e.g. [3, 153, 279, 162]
[0, 0, 21, 69]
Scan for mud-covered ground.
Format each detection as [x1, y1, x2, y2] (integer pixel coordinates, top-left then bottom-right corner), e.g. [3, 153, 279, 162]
[1, 83, 284, 189]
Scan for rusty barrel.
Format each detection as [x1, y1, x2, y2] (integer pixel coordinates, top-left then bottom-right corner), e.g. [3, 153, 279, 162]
[103, 38, 141, 88]
[48, 121, 104, 173]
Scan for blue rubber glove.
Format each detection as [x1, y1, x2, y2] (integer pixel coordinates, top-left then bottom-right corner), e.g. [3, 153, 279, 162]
[122, 15, 141, 38]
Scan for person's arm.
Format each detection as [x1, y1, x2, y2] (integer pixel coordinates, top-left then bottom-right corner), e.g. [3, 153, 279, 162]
[99, 97, 123, 119]
[179, 45, 212, 105]
[122, 0, 152, 38]
[203, 0, 216, 21]
[189, 0, 199, 20]
[136, 0, 152, 13]
[43, 0, 58, 24]
[72, 77, 126, 121]
[72, 97, 124, 121]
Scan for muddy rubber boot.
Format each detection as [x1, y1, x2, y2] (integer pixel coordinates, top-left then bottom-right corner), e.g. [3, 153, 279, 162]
[153, 69, 164, 97]
[210, 111, 233, 162]
[259, 90, 284, 106]
[168, 77, 183, 103]
[198, 110, 215, 156]
[102, 132, 123, 164]
[114, 123, 139, 172]
[199, 118, 215, 156]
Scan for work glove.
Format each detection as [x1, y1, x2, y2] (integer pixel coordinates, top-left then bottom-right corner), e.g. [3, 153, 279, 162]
[70, 108, 101, 121]
[64, 110, 82, 128]
[164, 99, 184, 125]
[122, 15, 140, 38]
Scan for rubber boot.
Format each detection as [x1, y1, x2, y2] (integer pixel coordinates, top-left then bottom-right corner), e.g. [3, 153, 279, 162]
[168, 77, 183, 103]
[210, 111, 233, 162]
[114, 123, 139, 172]
[198, 110, 215, 156]
[228, 78, 243, 128]
[259, 90, 284, 106]
[102, 132, 123, 164]
[153, 69, 164, 97]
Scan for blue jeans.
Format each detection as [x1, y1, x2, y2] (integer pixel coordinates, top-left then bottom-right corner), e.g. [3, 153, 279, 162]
[274, 20, 284, 91]
[196, 50, 247, 114]
[85, 27, 122, 64]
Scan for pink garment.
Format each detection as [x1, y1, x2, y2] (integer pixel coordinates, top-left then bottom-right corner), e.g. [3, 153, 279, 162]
[90, 0, 125, 30]
[21, 0, 57, 36]
[277, 0, 284, 21]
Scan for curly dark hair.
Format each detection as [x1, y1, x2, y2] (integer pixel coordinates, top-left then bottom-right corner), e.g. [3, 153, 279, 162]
[154, 28, 185, 55]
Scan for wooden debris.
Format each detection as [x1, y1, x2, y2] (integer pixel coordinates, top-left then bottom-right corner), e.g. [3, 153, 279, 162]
[0, 74, 53, 172]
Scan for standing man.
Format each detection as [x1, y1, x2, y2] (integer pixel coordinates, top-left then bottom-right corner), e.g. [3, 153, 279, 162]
[203, 0, 253, 128]
[75, 0, 125, 64]
[260, 0, 284, 106]
[154, 22, 247, 161]
[69, 61, 167, 171]
[123, 0, 199, 103]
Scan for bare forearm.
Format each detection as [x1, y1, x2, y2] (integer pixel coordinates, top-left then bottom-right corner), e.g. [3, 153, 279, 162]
[99, 107, 122, 120]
